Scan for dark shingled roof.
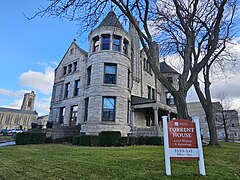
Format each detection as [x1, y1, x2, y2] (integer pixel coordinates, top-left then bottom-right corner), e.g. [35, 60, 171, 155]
[131, 95, 156, 105]
[160, 61, 179, 74]
[98, 11, 123, 29]
[0, 107, 38, 115]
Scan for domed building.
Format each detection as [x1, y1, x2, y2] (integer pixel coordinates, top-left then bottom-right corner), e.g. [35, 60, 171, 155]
[49, 11, 178, 137]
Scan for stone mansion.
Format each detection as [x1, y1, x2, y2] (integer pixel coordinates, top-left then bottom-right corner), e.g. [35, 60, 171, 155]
[49, 11, 179, 136]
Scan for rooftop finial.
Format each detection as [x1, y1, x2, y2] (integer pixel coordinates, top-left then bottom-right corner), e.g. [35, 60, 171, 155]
[110, 1, 114, 11]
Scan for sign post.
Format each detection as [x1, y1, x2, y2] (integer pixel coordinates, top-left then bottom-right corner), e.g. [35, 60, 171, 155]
[162, 116, 206, 176]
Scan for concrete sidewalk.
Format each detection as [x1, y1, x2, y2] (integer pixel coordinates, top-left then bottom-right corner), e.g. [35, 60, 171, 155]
[0, 141, 16, 147]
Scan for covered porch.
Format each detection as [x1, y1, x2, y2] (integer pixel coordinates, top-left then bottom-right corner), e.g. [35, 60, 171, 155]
[130, 96, 177, 137]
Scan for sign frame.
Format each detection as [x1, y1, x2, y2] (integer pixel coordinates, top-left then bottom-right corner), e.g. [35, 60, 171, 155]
[162, 116, 206, 176]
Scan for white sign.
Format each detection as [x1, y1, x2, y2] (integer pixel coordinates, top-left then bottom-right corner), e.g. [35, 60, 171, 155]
[162, 116, 206, 176]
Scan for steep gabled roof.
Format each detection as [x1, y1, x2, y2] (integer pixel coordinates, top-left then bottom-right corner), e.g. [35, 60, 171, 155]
[0, 107, 38, 115]
[160, 61, 179, 74]
[55, 39, 88, 71]
[98, 11, 124, 29]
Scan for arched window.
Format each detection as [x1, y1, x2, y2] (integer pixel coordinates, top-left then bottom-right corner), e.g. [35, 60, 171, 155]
[28, 98, 32, 108]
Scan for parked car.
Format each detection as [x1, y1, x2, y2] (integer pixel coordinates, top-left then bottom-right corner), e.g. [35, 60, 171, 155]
[11, 128, 23, 134]
[0, 129, 12, 135]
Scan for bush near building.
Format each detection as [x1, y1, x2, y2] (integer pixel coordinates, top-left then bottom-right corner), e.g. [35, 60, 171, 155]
[16, 132, 46, 145]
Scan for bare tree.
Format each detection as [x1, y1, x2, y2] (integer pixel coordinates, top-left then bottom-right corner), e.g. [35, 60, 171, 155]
[214, 92, 239, 142]
[29, 1, 238, 122]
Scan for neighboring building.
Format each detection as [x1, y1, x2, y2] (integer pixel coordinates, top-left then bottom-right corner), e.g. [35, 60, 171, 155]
[0, 91, 38, 130]
[188, 101, 240, 140]
[214, 109, 240, 141]
[35, 115, 49, 129]
[49, 11, 178, 137]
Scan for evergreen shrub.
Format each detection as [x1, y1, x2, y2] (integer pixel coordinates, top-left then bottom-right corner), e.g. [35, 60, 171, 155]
[44, 137, 53, 144]
[128, 137, 136, 146]
[72, 135, 81, 145]
[146, 137, 162, 145]
[89, 136, 100, 146]
[136, 136, 148, 145]
[16, 132, 46, 145]
[99, 131, 121, 146]
[120, 137, 129, 146]
[79, 135, 90, 146]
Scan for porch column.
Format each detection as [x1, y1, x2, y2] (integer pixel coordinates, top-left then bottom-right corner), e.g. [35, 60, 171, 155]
[131, 108, 135, 127]
[153, 105, 159, 128]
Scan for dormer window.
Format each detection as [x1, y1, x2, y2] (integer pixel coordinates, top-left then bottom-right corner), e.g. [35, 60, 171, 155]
[102, 34, 110, 50]
[93, 36, 100, 52]
[113, 35, 121, 52]
[166, 92, 175, 105]
[167, 77, 173, 83]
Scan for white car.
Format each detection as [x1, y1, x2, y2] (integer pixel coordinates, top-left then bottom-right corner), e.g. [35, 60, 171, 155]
[11, 129, 23, 133]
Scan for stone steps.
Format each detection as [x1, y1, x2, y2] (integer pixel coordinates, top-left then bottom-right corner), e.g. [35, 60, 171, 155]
[46, 126, 80, 139]
[131, 127, 163, 137]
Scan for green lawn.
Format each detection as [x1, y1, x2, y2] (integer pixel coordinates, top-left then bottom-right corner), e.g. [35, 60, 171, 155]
[0, 142, 239, 180]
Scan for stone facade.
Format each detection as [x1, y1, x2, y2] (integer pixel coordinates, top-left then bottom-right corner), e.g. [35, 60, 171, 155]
[35, 115, 49, 129]
[0, 91, 38, 130]
[49, 11, 179, 137]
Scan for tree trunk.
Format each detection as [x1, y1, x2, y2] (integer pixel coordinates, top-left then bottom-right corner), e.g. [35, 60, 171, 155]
[206, 105, 219, 145]
[223, 118, 229, 142]
[175, 91, 190, 119]
[194, 80, 219, 145]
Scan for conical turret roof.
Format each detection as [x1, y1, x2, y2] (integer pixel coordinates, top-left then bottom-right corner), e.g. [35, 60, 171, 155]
[98, 11, 124, 29]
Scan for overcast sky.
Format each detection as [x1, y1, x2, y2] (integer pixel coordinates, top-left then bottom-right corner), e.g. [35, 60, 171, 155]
[0, 0, 240, 116]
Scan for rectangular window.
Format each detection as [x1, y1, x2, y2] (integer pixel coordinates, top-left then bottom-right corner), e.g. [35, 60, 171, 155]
[84, 98, 89, 122]
[166, 92, 175, 105]
[148, 86, 151, 99]
[68, 64, 72, 73]
[59, 107, 65, 124]
[102, 35, 110, 50]
[147, 61, 150, 73]
[104, 64, 117, 84]
[87, 66, 91, 86]
[152, 88, 155, 100]
[63, 66, 67, 75]
[74, 79, 80, 96]
[70, 105, 78, 126]
[144, 59, 147, 70]
[167, 77, 173, 83]
[113, 35, 121, 51]
[93, 36, 100, 52]
[64, 82, 70, 98]
[73, 62, 78, 71]
[70, 48, 74, 55]
[127, 69, 131, 88]
[127, 100, 131, 124]
[102, 97, 116, 121]
[123, 39, 129, 55]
